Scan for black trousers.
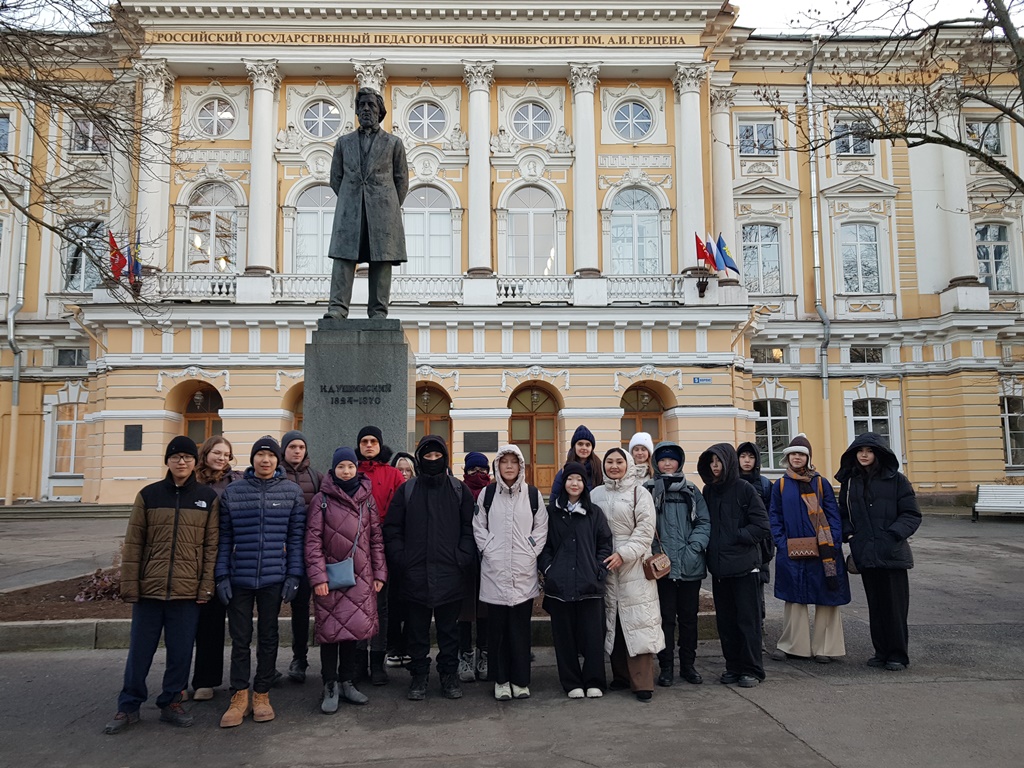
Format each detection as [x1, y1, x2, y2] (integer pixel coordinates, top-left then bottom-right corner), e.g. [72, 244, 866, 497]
[459, 617, 490, 653]
[547, 598, 606, 692]
[290, 575, 311, 662]
[486, 600, 533, 687]
[320, 640, 358, 684]
[861, 568, 911, 666]
[405, 600, 461, 676]
[117, 599, 200, 713]
[191, 597, 226, 689]
[386, 577, 408, 655]
[657, 578, 702, 669]
[712, 573, 765, 680]
[227, 584, 282, 694]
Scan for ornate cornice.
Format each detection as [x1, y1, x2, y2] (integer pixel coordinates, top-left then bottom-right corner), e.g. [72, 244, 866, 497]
[352, 58, 387, 92]
[672, 62, 712, 96]
[462, 60, 495, 92]
[568, 63, 600, 95]
[243, 59, 281, 92]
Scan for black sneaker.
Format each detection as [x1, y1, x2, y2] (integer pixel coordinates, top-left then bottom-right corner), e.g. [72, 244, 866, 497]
[657, 666, 674, 687]
[288, 658, 308, 683]
[159, 702, 195, 728]
[440, 673, 463, 699]
[719, 671, 740, 685]
[104, 710, 139, 735]
[407, 674, 428, 701]
[737, 675, 760, 688]
[866, 656, 886, 668]
[680, 666, 703, 685]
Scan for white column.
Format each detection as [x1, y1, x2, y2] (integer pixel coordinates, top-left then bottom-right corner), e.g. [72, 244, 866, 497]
[569, 63, 601, 277]
[243, 59, 281, 274]
[352, 59, 388, 93]
[673, 63, 712, 270]
[133, 59, 174, 272]
[710, 83, 736, 251]
[463, 60, 495, 276]
[936, 79, 980, 286]
[108, 73, 137, 241]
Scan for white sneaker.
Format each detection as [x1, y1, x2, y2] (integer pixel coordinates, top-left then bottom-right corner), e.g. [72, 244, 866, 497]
[585, 687, 603, 698]
[192, 687, 215, 701]
[512, 684, 530, 699]
[494, 683, 512, 701]
[567, 688, 585, 699]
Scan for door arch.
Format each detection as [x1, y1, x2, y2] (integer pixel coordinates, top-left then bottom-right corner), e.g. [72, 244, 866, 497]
[416, 385, 452, 448]
[620, 385, 664, 450]
[508, 385, 558, 490]
[183, 385, 224, 445]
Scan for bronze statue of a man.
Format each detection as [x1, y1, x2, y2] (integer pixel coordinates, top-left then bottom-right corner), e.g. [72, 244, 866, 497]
[324, 87, 409, 319]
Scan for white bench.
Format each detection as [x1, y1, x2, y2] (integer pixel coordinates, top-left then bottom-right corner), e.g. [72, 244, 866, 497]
[973, 484, 1024, 521]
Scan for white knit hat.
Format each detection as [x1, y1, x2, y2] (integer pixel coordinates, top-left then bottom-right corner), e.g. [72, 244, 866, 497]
[628, 432, 655, 457]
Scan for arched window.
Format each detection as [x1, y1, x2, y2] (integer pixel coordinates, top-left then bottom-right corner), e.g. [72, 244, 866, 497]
[403, 186, 453, 274]
[187, 183, 238, 273]
[754, 399, 791, 469]
[294, 185, 336, 274]
[61, 220, 104, 292]
[852, 398, 890, 438]
[610, 188, 661, 275]
[507, 186, 556, 275]
[184, 385, 224, 445]
[509, 386, 558, 489]
[840, 222, 880, 293]
[742, 224, 782, 294]
[416, 386, 452, 447]
[620, 386, 664, 449]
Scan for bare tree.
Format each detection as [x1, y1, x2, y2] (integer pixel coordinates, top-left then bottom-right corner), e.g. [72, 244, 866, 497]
[0, 1, 166, 307]
[754, 0, 1024, 196]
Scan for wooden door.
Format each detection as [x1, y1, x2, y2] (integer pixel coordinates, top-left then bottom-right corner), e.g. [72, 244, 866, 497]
[509, 386, 558, 491]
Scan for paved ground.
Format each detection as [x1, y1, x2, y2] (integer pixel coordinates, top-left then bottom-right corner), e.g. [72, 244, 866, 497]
[0, 517, 127, 592]
[0, 514, 1022, 767]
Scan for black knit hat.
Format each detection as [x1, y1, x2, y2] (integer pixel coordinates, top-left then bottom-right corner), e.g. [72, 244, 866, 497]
[165, 435, 199, 463]
[357, 425, 384, 445]
[250, 435, 282, 465]
[281, 430, 307, 452]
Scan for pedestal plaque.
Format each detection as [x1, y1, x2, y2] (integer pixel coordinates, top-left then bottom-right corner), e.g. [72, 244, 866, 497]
[303, 318, 414, 474]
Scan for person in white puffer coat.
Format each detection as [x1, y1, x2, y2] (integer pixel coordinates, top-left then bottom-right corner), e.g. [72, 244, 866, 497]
[473, 444, 548, 701]
[591, 447, 664, 702]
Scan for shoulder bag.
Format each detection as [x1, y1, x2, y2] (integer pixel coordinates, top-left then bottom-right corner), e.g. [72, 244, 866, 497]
[635, 486, 671, 580]
[324, 499, 363, 590]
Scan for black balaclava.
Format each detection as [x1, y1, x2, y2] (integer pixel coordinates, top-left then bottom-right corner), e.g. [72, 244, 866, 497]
[416, 435, 448, 477]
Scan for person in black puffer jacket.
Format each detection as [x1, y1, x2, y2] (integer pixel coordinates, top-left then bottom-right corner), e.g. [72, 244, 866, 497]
[697, 443, 770, 688]
[215, 436, 306, 727]
[737, 441, 775, 649]
[384, 435, 476, 701]
[540, 461, 613, 697]
[835, 432, 922, 671]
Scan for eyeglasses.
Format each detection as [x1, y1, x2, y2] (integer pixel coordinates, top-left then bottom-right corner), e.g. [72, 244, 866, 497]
[168, 455, 196, 464]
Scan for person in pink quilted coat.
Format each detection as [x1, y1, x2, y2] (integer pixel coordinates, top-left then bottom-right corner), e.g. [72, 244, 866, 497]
[305, 447, 387, 714]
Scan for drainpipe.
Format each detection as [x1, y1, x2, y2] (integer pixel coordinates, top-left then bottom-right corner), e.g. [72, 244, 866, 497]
[806, 37, 834, 472]
[5, 79, 33, 505]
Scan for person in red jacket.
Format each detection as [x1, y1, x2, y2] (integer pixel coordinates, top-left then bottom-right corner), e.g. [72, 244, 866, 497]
[354, 425, 406, 685]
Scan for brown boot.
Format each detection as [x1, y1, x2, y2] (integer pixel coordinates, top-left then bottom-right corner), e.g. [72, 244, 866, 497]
[219, 689, 251, 728]
[252, 691, 275, 722]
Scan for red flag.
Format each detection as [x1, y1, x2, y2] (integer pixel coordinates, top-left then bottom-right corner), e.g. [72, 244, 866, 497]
[108, 230, 127, 280]
[695, 233, 716, 270]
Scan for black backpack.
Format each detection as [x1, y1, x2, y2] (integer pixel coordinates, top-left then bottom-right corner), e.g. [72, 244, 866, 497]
[481, 482, 540, 517]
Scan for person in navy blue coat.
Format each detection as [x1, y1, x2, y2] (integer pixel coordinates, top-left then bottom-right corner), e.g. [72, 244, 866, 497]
[215, 436, 306, 727]
[768, 434, 850, 664]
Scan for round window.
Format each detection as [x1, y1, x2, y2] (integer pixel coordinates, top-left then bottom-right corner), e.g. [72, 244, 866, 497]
[510, 102, 552, 142]
[407, 101, 446, 141]
[195, 97, 237, 138]
[302, 100, 342, 139]
[613, 101, 653, 141]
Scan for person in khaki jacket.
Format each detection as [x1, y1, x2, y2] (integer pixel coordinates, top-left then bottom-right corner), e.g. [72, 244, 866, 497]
[104, 436, 220, 735]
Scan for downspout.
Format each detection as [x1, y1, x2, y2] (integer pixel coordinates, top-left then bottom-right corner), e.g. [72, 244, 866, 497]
[806, 38, 834, 472]
[5, 74, 34, 505]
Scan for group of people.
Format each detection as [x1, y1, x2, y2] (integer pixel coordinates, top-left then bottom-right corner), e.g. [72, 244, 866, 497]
[105, 420, 922, 733]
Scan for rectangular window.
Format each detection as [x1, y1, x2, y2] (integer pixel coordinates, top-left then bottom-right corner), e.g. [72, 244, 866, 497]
[850, 346, 884, 364]
[738, 121, 776, 156]
[1001, 396, 1024, 466]
[840, 223, 881, 293]
[70, 119, 108, 154]
[834, 120, 873, 155]
[754, 399, 791, 469]
[966, 120, 1002, 156]
[56, 348, 88, 367]
[741, 224, 782, 294]
[54, 403, 87, 475]
[976, 223, 1012, 291]
[0, 114, 10, 153]
[852, 399, 890, 438]
[751, 346, 786, 364]
[61, 221, 104, 292]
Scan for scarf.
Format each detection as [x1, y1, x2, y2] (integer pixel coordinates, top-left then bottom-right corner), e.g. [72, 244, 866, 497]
[463, 471, 491, 500]
[785, 468, 840, 589]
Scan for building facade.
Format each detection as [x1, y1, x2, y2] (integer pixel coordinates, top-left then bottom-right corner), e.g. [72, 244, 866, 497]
[1, 1, 1022, 504]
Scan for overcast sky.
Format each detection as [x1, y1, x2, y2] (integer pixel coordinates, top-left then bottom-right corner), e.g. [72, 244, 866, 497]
[736, 0, 994, 35]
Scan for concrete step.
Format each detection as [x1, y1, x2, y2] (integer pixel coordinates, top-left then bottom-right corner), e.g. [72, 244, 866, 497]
[0, 504, 131, 520]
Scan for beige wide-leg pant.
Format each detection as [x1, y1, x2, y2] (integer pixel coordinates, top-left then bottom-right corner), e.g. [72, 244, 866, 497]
[776, 602, 846, 658]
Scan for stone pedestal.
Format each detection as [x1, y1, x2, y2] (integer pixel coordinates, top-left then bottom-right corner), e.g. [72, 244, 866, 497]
[303, 318, 414, 473]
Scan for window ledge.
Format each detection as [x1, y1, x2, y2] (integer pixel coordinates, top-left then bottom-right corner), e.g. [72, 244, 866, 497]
[48, 474, 85, 480]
